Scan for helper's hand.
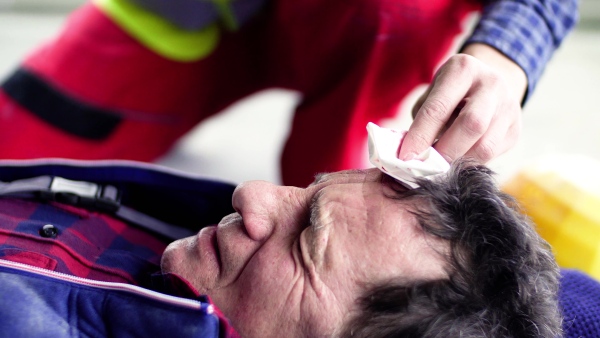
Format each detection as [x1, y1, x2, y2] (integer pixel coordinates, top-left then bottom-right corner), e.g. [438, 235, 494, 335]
[398, 43, 528, 163]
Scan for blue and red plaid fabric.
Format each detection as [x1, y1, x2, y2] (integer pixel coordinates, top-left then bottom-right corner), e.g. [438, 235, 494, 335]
[0, 159, 236, 288]
[0, 183, 242, 337]
[0, 159, 241, 337]
[0, 198, 167, 285]
[466, 0, 579, 101]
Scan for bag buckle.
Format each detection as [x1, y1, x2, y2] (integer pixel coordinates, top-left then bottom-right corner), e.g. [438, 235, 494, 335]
[40, 177, 121, 213]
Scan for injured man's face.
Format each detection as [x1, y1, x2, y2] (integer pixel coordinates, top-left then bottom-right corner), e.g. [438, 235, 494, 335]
[161, 163, 562, 338]
[161, 168, 448, 336]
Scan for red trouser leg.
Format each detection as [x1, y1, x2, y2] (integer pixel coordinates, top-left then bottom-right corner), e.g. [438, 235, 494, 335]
[0, 3, 269, 162]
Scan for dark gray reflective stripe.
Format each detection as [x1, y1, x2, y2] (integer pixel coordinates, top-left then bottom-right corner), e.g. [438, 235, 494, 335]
[117, 206, 194, 239]
[130, 0, 267, 30]
[1, 68, 122, 140]
[130, 0, 218, 30]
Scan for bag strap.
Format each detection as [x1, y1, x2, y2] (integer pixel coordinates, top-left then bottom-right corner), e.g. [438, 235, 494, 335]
[0, 176, 194, 240]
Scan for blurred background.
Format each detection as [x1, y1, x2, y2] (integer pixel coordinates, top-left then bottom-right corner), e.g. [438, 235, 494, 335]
[1, 0, 599, 186]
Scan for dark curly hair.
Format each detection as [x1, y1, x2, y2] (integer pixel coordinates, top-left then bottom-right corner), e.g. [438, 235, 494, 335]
[343, 161, 561, 337]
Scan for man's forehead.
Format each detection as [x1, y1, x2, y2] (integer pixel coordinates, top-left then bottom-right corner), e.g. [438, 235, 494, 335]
[311, 168, 381, 187]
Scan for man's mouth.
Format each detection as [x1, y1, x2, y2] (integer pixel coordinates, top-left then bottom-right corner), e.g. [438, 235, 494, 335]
[212, 213, 243, 274]
[196, 226, 222, 274]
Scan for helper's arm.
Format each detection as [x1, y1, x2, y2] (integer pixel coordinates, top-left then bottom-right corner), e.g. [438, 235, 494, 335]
[399, 0, 579, 163]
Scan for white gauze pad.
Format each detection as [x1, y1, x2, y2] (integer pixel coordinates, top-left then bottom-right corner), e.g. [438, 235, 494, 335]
[367, 122, 450, 189]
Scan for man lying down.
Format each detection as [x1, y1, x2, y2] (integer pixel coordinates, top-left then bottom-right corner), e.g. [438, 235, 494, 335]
[161, 162, 561, 337]
[0, 129, 560, 337]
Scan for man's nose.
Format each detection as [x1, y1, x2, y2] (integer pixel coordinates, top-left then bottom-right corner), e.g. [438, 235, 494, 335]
[232, 181, 306, 242]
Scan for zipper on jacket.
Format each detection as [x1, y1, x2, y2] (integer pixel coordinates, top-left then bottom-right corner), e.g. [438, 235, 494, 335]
[0, 258, 213, 313]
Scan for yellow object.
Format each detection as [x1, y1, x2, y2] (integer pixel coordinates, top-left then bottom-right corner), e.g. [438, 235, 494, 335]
[94, 0, 220, 62]
[503, 155, 600, 280]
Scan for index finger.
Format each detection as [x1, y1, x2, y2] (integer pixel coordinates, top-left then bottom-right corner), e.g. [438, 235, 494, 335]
[399, 59, 474, 160]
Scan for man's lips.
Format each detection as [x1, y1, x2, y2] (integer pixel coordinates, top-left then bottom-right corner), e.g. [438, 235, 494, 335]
[198, 213, 243, 275]
[197, 226, 221, 272]
[210, 213, 254, 284]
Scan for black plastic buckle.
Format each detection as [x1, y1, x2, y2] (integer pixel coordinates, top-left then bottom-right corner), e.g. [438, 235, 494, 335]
[39, 177, 121, 213]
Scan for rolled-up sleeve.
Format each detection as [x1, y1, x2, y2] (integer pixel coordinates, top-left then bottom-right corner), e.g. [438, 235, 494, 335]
[464, 0, 579, 102]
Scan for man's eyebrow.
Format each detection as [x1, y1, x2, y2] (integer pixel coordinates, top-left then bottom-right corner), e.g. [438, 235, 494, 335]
[311, 169, 371, 186]
[308, 189, 325, 230]
[311, 172, 329, 186]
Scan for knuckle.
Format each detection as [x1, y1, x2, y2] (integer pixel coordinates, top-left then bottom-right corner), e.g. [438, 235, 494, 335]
[419, 98, 451, 123]
[462, 113, 487, 136]
[475, 140, 496, 162]
[449, 54, 475, 73]
[486, 72, 509, 93]
[485, 71, 503, 89]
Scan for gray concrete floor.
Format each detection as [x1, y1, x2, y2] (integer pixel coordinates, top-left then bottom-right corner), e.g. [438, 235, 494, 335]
[1, 2, 600, 185]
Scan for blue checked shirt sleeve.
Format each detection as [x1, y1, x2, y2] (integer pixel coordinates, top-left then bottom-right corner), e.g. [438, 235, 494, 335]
[464, 0, 579, 102]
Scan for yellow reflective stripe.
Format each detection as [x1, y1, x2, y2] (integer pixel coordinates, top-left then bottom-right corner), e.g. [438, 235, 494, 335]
[93, 0, 220, 62]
